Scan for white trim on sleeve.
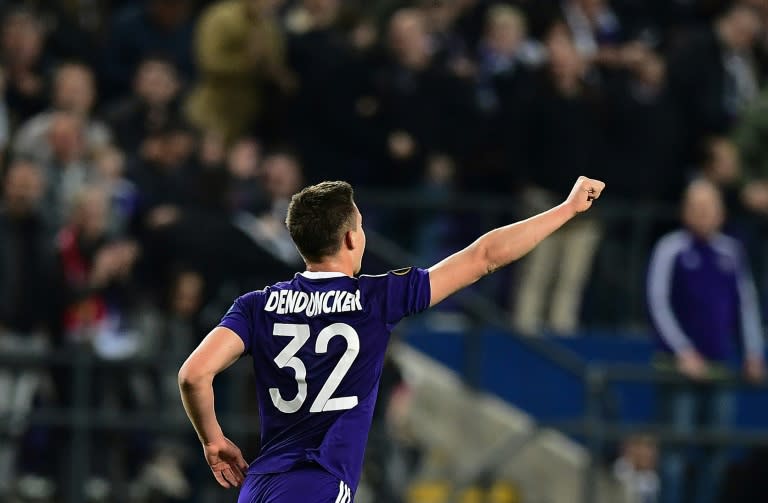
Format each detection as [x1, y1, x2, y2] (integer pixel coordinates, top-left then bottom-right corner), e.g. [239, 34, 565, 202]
[647, 231, 694, 353]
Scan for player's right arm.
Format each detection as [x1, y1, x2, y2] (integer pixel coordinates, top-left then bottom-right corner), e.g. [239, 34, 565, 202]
[179, 327, 249, 488]
[428, 176, 605, 307]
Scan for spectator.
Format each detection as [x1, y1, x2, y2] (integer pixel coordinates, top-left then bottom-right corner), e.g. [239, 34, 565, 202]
[92, 146, 140, 235]
[561, 0, 628, 64]
[647, 179, 765, 503]
[510, 21, 604, 336]
[475, 5, 533, 115]
[128, 121, 196, 232]
[285, 0, 358, 181]
[613, 434, 660, 503]
[419, 0, 471, 71]
[0, 160, 53, 335]
[233, 150, 304, 267]
[603, 46, 683, 202]
[413, 154, 469, 270]
[732, 83, 768, 217]
[105, 55, 184, 153]
[697, 134, 768, 295]
[131, 269, 204, 502]
[375, 8, 476, 185]
[0, 160, 53, 494]
[196, 130, 227, 171]
[52, 187, 146, 501]
[102, 0, 196, 98]
[469, 4, 534, 191]
[13, 62, 111, 165]
[186, 0, 293, 144]
[1, 8, 50, 125]
[668, 3, 763, 158]
[53, 185, 140, 345]
[159, 269, 206, 380]
[697, 137, 743, 212]
[42, 111, 94, 229]
[225, 136, 266, 213]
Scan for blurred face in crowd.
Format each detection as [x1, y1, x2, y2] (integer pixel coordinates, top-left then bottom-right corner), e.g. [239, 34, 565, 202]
[135, 59, 180, 106]
[546, 23, 586, 84]
[54, 64, 96, 114]
[199, 131, 227, 167]
[622, 435, 658, 471]
[94, 147, 125, 182]
[171, 271, 204, 319]
[263, 153, 303, 200]
[719, 6, 762, 51]
[227, 137, 262, 179]
[48, 113, 85, 163]
[682, 180, 725, 239]
[72, 186, 109, 240]
[2, 161, 45, 217]
[389, 9, 431, 69]
[485, 6, 526, 57]
[704, 138, 741, 185]
[1, 11, 44, 68]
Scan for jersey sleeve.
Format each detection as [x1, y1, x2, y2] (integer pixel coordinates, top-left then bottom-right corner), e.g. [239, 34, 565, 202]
[382, 267, 432, 325]
[218, 292, 259, 354]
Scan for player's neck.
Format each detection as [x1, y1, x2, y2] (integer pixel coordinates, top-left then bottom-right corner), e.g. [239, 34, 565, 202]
[305, 258, 355, 277]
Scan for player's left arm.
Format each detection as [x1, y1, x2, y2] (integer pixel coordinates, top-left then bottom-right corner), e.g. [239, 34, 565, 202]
[179, 327, 249, 488]
[428, 176, 605, 307]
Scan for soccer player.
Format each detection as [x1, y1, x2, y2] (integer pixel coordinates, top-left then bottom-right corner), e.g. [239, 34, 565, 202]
[178, 176, 605, 502]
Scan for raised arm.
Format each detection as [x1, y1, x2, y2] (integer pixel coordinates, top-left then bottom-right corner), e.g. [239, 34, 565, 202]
[428, 176, 605, 307]
[179, 327, 249, 488]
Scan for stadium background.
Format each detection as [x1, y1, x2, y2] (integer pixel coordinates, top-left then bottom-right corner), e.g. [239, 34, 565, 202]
[0, 0, 767, 502]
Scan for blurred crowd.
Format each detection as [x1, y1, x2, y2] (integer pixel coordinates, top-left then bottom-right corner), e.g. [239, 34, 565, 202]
[1, 0, 768, 501]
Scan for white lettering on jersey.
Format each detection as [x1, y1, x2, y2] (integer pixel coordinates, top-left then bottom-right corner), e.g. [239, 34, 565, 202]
[264, 290, 363, 316]
[265, 291, 280, 311]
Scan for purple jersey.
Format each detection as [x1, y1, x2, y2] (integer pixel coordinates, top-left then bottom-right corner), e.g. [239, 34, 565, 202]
[218, 268, 431, 491]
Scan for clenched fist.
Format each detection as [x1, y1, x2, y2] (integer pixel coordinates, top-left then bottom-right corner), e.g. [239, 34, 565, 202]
[565, 176, 606, 214]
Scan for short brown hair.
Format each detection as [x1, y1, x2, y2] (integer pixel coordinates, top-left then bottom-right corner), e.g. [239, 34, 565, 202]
[286, 181, 356, 263]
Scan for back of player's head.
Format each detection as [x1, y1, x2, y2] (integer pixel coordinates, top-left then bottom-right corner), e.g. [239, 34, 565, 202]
[286, 181, 356, 263]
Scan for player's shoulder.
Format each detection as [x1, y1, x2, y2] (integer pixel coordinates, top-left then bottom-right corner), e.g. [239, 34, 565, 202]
[358, 267, 430, 298]
[359, 267, 421, 284]
[233, 288, 266, 309]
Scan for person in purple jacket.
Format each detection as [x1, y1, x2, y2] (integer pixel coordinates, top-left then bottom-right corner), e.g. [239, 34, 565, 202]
[178, 176, 605, 502]
[647, 179, 766, 503]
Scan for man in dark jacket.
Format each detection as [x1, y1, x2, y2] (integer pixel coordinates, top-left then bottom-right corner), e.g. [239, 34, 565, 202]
[0, 160, 54, 492]
[668, 3, 762, 158]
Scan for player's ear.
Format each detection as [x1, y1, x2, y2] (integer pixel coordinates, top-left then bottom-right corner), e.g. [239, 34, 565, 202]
[344, 229, 355, 251]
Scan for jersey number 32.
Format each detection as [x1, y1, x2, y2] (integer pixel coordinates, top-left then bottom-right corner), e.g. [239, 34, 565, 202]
[269, 323, 359, 414]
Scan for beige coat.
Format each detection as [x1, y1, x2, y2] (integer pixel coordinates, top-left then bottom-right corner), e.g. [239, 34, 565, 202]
[186, 0, 286, 143]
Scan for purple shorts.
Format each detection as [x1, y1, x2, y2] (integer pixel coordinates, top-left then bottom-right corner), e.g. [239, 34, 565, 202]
[237, 465, 353, 503]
